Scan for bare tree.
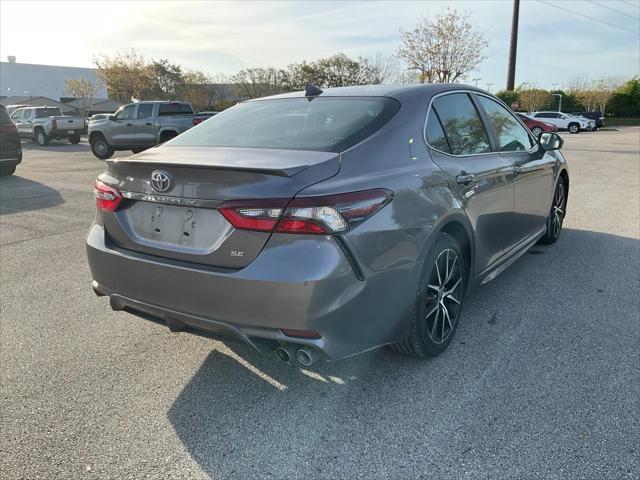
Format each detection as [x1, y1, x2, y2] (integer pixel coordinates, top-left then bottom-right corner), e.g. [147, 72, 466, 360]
[231, 67, 282, 99]
[397, 9, 488, 83]
[64, 77, 100, 116]
[569, 75, 625, 113]
[358, 53, 400, 84]
[181, 70, 210, 112]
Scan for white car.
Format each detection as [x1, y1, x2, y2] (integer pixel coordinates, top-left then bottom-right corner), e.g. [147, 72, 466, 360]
[528, 111, 595, 134]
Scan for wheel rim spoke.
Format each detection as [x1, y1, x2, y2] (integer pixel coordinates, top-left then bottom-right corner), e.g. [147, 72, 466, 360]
[426, 248, 462, 344]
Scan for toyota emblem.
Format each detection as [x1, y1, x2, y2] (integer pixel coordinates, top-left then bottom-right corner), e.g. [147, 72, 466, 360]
[150, 170, 173, 193]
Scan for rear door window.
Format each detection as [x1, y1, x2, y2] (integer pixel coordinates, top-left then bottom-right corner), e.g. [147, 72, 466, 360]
[431, 93, 491, 155]
[424, 107, 451, 153]
[476, 96, 533, 152]
[35, 108, 63, 118]
[159, 103, 193, 116]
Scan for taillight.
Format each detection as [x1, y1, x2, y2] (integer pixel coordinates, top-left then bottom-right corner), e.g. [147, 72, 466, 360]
[51, 117, 57, 129]
[219, 189, 393, 235]
[93, 180, 123, 212]
[192, 118, 203, 126]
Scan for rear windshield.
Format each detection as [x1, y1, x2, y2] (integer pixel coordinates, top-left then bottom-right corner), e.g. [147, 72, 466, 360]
[166, 97, 400, 152]
[0, 107, 11, 126]
[35, 108, 63, 118]
[158, 103, 194, 116]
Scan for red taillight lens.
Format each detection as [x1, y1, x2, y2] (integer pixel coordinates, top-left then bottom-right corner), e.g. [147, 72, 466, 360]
[192, 118, 202, 126]
[51, 118, 57, 129]
[218, 189, 393, 235]
[0, 124, 17, 134]
[93, 179, 122, 212]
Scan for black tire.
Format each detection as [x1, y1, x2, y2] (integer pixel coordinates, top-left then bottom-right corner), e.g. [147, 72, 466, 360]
[131, 147, 148, 154]
[539, 178, 567, 244]
[68, 134, 81, 144]
[90, 135, 114, 160]
[35, 129, 49, 146]
[568, 123, 580, 134]
[531, 126, 543, 138]
[0, 165, 16, 176]
[391, 233, 467, 358]
[159, 131, 177, 144]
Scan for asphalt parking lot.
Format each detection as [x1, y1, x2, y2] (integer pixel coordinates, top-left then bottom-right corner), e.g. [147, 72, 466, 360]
[1, 129, 639, 479]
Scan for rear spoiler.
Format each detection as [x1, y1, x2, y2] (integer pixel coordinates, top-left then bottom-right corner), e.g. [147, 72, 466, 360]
[108, 146, 340, 178]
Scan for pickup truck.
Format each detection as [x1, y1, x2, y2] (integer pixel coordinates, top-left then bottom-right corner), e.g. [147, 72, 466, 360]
[88, 101, 203, 159]
[10, 106, 85, 145]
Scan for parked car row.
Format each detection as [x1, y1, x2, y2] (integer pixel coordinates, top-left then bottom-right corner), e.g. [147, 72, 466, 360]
[524, 111, 597, 134]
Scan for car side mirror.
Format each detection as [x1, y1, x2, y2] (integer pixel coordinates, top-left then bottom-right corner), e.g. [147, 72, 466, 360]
[109, 115, 116, 121]
[539, 132, 563, 151]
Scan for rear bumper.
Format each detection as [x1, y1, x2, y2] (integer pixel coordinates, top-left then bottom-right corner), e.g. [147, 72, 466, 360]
[86, 225, 418, 360]
[49, 128, 83, 137]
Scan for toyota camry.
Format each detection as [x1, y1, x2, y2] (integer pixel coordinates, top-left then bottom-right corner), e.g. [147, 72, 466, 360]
[86, 84, 568, 365]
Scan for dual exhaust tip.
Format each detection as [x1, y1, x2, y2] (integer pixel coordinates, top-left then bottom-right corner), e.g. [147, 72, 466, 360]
[275, 344, 318, 367]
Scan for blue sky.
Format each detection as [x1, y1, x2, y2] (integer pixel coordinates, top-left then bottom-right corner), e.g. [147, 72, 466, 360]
[1, 0, 638, 90]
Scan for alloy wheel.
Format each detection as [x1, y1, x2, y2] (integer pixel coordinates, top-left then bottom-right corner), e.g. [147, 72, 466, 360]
[95, 141, 107, 155]
[425, 249, 463, 344]
[550, 181, 565, 238]
[37, 132, 46, 145]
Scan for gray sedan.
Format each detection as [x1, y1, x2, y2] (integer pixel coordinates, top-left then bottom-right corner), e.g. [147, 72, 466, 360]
[86, 84, 568, 365]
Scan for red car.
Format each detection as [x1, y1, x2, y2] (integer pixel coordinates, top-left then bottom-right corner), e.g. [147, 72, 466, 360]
[516, 113, 558, 138]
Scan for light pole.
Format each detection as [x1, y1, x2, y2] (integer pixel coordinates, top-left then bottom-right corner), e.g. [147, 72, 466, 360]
[486, 83, 494, 93]
[472, 78, 481, 88]
[24, 90, 33, 104]
[552, 93, 562, 112]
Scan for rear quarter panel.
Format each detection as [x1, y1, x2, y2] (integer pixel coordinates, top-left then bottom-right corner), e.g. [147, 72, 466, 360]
[298, 93, 457, 272]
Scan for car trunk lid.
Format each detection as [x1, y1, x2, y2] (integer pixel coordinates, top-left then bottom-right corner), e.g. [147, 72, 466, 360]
[100, 146, 340, 268]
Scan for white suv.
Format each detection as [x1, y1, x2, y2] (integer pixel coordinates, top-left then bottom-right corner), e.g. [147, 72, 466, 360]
[529, 111, 595, 134]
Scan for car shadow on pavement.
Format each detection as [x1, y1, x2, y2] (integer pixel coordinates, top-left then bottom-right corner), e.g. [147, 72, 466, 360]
[22, 141, 91, 153]
[167, 228, 639, 479]
[0, 175, 64, 214]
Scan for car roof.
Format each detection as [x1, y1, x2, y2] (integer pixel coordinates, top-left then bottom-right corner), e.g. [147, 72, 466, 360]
[250, 83, 488, 102]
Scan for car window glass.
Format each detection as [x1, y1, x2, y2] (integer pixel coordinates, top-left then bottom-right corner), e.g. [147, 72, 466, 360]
[432, 93, 491, 155]
[477, 96, 533, 152]
[115, 104, 135, 121]
[159, 103, 193, 116]
[11, 109, 24, 120]
[168, 97, 400, 153]
[35, 108, 62, 118]
[425, 107, 451, 153]
[137, 104, 154, 119]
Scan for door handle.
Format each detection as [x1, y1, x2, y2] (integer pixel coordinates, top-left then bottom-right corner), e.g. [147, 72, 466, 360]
[126, 123, 133, 126]
[455, 173, 475, 185]
[145, 122, 152, 126]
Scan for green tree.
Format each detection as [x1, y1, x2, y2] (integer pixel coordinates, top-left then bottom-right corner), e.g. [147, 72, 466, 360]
[495, 89, 519, 108]
[94, 50, 150, 103]
[142, 59, 184, 100]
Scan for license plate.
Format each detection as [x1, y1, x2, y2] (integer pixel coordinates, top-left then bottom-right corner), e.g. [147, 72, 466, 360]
[68, 130, 75, 134]
[121, 202, 229, 253]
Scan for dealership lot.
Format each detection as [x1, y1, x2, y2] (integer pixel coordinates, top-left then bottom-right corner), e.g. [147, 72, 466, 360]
[1, 130, 638, 479]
